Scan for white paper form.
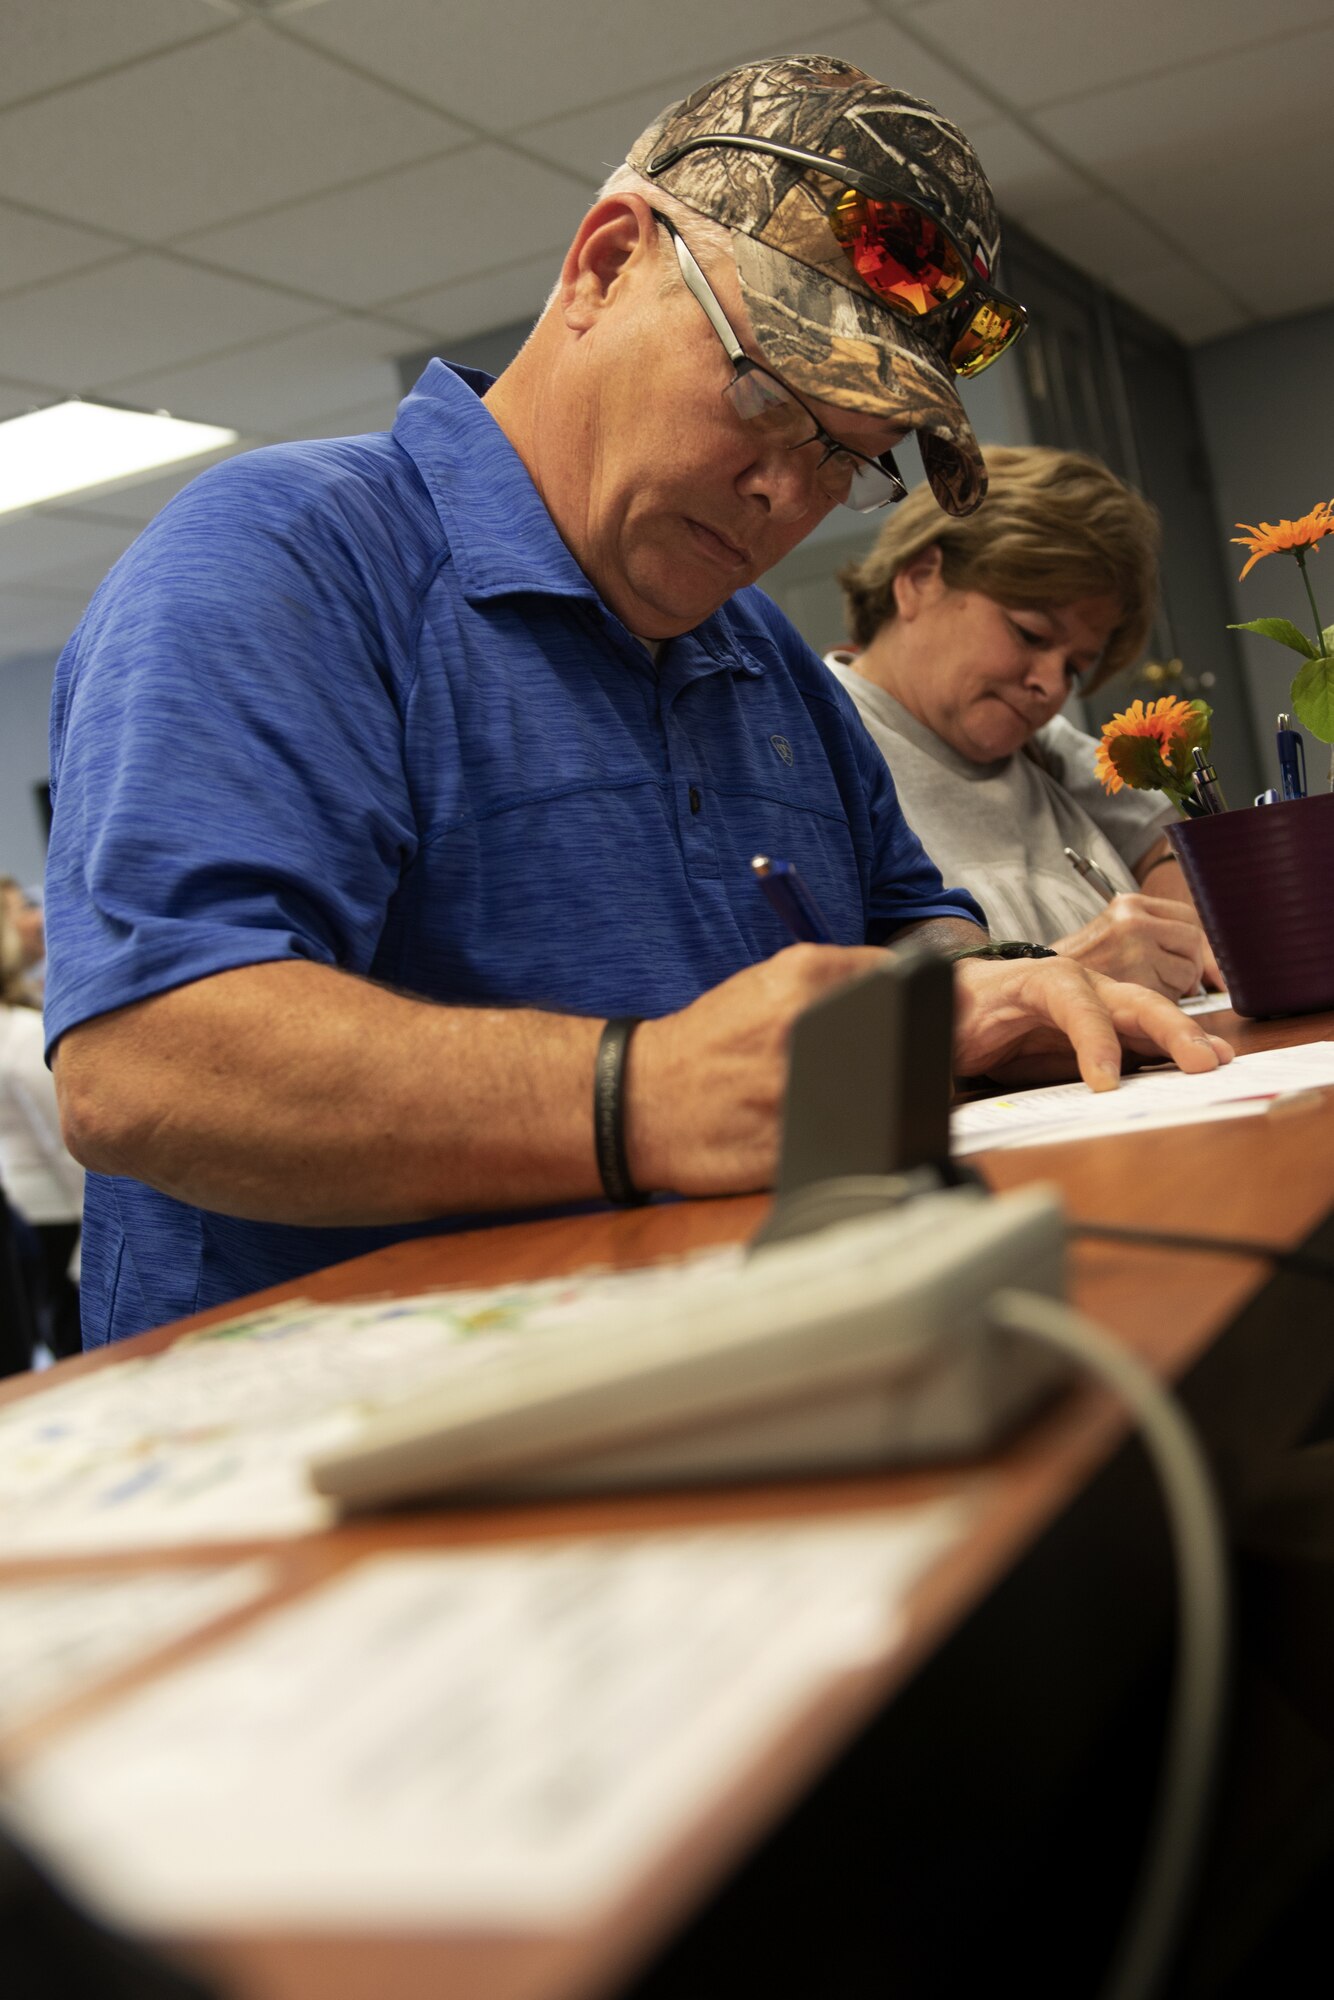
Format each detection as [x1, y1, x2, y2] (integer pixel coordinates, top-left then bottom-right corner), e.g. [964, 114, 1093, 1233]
[0, 1563, 273, 1735]
[0, 1253, 744, 1559]
[951, 1040, 1334, 1156]
[4, 1506, 967, 1931]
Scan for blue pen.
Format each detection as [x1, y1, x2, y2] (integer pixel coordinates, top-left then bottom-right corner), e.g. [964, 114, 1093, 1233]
[751, 855, 834, 944]
[1276, 713, 1307, 800]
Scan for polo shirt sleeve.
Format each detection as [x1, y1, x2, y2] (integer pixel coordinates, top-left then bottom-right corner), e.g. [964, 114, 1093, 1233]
[44, 447, 419, 1054]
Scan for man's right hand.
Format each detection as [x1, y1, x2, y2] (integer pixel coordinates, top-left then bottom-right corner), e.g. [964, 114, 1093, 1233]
[1054, 893, 1222, 997]
[625, 944, 885, 1196]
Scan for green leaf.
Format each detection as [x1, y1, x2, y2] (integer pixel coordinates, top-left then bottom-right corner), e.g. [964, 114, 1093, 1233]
[1290, 655, 1334, 744]
[1323, 623, 1334, 656]
[1227, 617, 1318, 657]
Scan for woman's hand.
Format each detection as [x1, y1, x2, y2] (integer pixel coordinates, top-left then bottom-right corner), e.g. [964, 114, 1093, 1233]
[1054, 894, 1223, 997]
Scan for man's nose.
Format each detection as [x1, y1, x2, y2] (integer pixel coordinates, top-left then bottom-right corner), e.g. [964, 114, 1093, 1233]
[735, 439, 824, 523]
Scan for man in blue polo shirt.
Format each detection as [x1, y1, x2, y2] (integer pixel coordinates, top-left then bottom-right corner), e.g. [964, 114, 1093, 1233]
[45, 57, 1230, 1346]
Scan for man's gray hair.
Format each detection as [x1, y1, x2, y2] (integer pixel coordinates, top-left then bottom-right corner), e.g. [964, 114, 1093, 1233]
[539, 165, 736, 316]
[594, 164, 735, 270]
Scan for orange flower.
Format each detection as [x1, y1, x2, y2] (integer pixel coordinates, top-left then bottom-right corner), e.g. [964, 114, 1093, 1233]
[1232, 499, 1334, 580]
[1095, 696, 1198, 794]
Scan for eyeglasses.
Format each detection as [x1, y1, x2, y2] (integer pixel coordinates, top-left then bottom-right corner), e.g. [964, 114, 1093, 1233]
[647, 134, 1028, 380]
[654, 211, 907, 514]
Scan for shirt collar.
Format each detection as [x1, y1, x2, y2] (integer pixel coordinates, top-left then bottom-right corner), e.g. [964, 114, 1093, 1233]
[392, 359, 762, 679]
[393, 360, 595, 605]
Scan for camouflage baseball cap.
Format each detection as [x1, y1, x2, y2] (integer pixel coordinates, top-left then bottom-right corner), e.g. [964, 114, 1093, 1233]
[627, 54, 1002, 516]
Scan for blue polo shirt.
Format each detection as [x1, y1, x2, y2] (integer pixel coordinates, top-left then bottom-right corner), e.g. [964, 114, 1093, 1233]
[46, 360, 982, 1346]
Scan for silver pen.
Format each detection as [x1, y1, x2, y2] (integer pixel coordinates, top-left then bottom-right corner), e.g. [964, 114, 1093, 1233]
[1190, 745, 1228, 815]
[1062, 845, 1117, 905]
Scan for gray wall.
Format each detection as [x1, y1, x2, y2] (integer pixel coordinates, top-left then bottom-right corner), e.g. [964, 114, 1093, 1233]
[1, 650, 59, 892]
[1191, 303, 1334, 792]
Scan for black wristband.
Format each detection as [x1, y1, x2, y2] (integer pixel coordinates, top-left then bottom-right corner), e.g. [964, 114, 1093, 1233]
[1139, 852, 1178, 878]
[593, 1017, 647, 1207]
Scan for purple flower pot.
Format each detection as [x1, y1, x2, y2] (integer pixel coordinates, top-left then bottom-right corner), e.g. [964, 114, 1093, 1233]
[1168, 790, 1334, 1017]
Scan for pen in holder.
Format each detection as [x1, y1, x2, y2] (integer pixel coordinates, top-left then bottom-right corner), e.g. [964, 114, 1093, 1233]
[1276, 714, 1307, 801]
[1190, 745, 1228, 816]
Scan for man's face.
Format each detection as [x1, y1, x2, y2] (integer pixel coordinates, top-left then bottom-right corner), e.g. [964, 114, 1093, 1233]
[560, 230, 907, 640]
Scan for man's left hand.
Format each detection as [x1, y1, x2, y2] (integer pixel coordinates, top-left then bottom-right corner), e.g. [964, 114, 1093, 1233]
[951, 955, 1233, 1090]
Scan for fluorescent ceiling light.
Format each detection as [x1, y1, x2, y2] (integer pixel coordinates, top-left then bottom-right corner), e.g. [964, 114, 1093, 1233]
[0, 400, 239, 519]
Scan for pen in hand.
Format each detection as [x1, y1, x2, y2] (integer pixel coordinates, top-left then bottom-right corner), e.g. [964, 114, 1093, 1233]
[751, 856, 834, 944]
[1064, 844, 1209, 998]
[1062, 846, 1117, 905]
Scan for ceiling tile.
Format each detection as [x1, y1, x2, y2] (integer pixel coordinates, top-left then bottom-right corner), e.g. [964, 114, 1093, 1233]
[0, 376, 55, 421]
[1183, 149, 1334, 322]
[0, 512, 141, 589]
[107, 315, 415, 434]
[178, 145, 587, 309]
[1013, 190, 1186, 294]
[904, 0, 1334, 110]
[36, 445, 254, 527]
[1032, 25, 1334, 182]
[281, 397, 403, 444]
[960, 117, 1084, 214]
[0, 202, 122, 294]
[1106, 256, 1249, 347]
[0, 21, 463, 240]
[0, 0, 222, 111]
[389, 254, 558, 346]
[1032, 26, 1334, 319]
[0, 589, 86, 657]
[517, 22, 1001, 186]
[516, 74, 715, 185]
[284, 0, 876, 131]
[782, 16, 999, 128]
[1, 256, 320, 394]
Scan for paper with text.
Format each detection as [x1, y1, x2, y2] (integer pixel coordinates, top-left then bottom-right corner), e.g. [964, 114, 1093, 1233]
[6, 1509, 968, 1929]
[951, 1041, 1334, 1155]
[0, 1252, 743, 1558]
[0, 1564, 274, 1736]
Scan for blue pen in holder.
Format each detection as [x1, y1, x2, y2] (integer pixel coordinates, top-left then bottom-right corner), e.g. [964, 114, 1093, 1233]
[1276, 713, 1307, 801]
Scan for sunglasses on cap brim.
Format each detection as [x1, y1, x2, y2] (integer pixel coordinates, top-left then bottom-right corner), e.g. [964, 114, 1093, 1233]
[645, 132, 1028, 379]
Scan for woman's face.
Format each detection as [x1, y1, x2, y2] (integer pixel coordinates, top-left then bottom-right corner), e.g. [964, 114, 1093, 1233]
[1, 883, 44, 967]
[881, 551, 1122, 764]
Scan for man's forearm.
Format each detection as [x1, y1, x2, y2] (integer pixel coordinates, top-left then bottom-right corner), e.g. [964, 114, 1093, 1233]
[55, 960, 605, 1226]
[53, 943, 921, 1227]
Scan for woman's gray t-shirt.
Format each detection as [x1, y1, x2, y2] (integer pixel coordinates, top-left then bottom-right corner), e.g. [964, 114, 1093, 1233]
[827, 661, 1176, 945]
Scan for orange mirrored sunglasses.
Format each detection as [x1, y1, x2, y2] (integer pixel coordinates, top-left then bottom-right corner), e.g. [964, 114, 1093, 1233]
[827, 186, 1026, 378]
[646, 133, 1028, 379]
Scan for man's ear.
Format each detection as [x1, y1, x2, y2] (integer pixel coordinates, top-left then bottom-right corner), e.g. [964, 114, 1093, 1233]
[893, 543, 946, 621]
[558, 198, 658, 331]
